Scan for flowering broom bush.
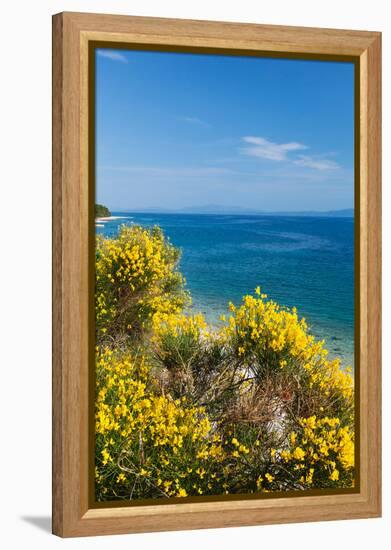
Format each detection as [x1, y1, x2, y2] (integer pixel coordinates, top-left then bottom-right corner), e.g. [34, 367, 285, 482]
[95, 225, 189, 345]
[96, 347, 243, 499]
[219, 291, 354, 424]
[95, 225, 355, 500]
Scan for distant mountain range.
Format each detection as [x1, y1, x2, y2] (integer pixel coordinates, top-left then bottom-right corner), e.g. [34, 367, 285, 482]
[115, 205, 354, 217]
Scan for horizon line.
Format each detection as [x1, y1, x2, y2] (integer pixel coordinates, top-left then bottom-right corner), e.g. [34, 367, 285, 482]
[104, 207, 354, 217]
[107, 207, 354, 212]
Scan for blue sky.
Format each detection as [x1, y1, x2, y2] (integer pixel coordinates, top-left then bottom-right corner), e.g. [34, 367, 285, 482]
[96, 48, 354, 212]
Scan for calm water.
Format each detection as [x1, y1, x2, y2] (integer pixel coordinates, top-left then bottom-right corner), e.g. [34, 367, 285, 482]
[96, 213, 355, 367]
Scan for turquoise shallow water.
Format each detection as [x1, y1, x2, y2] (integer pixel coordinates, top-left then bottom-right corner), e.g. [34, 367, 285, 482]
[96, 213, 355, 367]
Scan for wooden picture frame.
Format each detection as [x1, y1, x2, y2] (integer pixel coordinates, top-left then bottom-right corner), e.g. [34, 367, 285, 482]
[52, 11, 381, 537]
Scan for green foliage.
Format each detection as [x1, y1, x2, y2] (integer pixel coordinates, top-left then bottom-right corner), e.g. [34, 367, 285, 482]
[95, 203, 111, 218]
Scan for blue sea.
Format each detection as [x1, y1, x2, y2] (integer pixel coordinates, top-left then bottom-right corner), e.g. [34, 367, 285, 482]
[96, 213, 355, 367]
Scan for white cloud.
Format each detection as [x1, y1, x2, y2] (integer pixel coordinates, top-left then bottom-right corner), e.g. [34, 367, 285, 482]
[293, 155, 340, 171]
[97, 49, 128, 63]
[242, 136, 308, 161]
[241, 136, 341, 171]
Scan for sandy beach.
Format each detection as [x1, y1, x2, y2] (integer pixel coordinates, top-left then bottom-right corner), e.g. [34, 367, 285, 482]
[95, 216, 127, 222]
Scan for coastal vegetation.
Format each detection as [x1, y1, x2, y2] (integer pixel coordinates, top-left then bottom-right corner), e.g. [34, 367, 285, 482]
[95, 224, 354, 501]
[95, 203, 111, 218]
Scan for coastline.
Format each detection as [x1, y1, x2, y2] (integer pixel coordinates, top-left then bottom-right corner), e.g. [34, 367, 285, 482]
[95, 212, 354, 369]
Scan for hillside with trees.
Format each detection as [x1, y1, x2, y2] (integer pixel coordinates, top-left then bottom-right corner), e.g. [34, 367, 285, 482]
[95, 204, 111, 218]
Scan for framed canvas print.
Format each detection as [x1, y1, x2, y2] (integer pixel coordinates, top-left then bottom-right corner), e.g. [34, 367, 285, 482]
[52, 12, 381, 537]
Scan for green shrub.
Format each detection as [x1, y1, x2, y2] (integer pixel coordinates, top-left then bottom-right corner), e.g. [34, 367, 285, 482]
[95, 203, 111, 218]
